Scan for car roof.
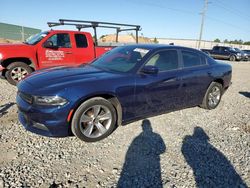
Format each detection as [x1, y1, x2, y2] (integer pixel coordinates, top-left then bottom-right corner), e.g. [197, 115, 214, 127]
[123, 44, 201, 52]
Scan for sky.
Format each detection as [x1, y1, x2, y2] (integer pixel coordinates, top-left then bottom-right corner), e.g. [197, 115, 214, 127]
[1, 0, 250, 41]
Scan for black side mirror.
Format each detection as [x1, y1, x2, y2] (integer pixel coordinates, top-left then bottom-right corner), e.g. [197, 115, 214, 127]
[43, 41, 56, 48]
[141, 65, 159, 74]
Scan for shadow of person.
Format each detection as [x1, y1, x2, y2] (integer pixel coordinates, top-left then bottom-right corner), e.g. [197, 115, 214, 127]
[0, 102, 15, 117]
[182, 127, 247, 188]
[117, 119, 166, 188]
[239, 91, 250, 99]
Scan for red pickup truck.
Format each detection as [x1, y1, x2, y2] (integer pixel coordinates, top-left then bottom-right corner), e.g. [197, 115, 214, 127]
[0, 30, 113, 85]
[0, 19, 141, 85]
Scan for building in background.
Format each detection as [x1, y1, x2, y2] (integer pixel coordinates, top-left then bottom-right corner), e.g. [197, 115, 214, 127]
[157, 38, 250, 50]
[0, 22, 41, 42]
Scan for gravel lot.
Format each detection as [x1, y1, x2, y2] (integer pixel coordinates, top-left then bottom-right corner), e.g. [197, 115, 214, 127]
[0, 61, 249, 188]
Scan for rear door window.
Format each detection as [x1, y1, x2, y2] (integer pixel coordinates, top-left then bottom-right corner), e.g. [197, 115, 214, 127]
[75, 34, 88, 48]
[182, 50, 206, 68]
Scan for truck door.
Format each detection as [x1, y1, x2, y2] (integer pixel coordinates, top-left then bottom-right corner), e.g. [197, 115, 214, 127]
[37, 33, 74, 68]
[73, 33, 95, 64]
[212, 46, 220, 59]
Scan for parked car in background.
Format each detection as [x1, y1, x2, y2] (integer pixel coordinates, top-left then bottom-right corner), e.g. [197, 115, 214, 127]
[234, 48, 248, 61]
[16, 44, 232, 142]
[201, 46, 242, 61]
[242, 50, 250, 58]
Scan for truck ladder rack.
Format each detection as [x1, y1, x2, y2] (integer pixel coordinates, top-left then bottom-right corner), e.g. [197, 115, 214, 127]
[47, 19, 141, 45]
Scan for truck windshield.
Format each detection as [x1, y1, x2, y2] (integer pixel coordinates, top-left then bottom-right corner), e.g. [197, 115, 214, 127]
[91, 46, 150, 73]
[234, 48, 241, 52]
[25, 31, 49, 45]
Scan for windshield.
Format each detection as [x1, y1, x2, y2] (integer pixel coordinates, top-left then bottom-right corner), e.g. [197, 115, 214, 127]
[25, 31, 49, 45]
[91, 46, 150, 73]
[228, 47, 236, 51]
[234, 48, 241, 52]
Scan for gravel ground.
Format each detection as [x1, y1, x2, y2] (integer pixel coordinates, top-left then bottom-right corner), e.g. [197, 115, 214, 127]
[0, 61, 249, 188]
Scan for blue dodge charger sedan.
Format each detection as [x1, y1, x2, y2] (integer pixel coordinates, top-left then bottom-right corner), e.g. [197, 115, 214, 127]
[17, 45, 232, 142]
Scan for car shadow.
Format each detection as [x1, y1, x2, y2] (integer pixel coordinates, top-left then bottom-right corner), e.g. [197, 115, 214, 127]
[181, 127, 247, 188]
[117, 119, 166, 188]
[239, 91, 250, 99]
[0, 102, 15, 117]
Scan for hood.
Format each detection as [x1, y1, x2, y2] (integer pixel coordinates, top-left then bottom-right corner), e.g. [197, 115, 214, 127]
[20, 65, 120, 91]
[0, 43, 34, 59]
[0, 43, 31, 49]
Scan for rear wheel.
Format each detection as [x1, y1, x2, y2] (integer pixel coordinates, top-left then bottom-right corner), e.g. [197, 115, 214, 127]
[200, 82, 223, 110]
[5, 62, 32, 85]
[71, 97, 117, 142]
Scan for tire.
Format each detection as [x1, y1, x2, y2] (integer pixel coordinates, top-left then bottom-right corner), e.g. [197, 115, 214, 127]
[5, 62, 33, 85]
[200, 82, 223, 110]
[229, 55, 236, 61]
[71, 97, 117, 142]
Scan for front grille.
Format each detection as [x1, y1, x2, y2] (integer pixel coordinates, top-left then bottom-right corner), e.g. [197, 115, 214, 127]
[19, 91, 33, 104]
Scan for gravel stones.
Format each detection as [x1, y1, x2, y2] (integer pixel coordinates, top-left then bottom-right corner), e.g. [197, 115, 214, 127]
[0, 62, 249, 187]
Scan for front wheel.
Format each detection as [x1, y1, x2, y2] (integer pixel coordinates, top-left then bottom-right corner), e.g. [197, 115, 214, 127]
[5, 62, 33, 85]
[229, 55, 236, 61]
[200, 82, 223, 110]
[71, 97, 117, 142]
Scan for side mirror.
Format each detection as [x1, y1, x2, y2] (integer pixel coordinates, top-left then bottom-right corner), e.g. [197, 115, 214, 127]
[43, 41, 55, 48]
[141, 65, 159, 74]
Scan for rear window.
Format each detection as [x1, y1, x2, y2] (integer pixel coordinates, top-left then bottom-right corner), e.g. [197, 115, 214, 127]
[75, 34, 88, 48]
[182, 51, 206, 68]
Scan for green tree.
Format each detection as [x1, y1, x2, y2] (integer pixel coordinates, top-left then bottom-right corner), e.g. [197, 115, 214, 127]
[153, 37, 159, 44]
[214, 38, 220, 43]
[229, 39, 244, 44]
[243, 41, 250, 45]
[224, 39, 229, 43]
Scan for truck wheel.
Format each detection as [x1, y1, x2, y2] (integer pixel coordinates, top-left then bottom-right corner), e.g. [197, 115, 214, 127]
[200, 82, 223, 110]
[5, 62, 33, 85]
[71, 97, 117, 142]
[229, 55, 236, 61]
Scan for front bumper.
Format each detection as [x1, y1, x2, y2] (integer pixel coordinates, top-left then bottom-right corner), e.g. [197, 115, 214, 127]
[16, 93, 72, 137]
[236, 55, 242, 60]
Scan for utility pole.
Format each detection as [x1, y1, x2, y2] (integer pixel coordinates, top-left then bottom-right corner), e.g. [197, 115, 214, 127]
[21, 26, 25, 42]
[197, 0, 208, 49]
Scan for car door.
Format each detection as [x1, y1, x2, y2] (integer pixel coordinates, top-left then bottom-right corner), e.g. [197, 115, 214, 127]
[180, 50, 212, 107]
[37, 33, 75, 68]
[134, 49, 183, 119]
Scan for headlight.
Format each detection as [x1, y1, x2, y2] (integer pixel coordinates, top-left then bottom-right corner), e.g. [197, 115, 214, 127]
[0, 53, 3, 60]
[237, 53, 241, 56]
[34, 96, 68, 106]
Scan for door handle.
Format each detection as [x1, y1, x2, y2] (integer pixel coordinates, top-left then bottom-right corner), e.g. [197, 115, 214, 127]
[65, 51, 72, 54]
[164, 77, 180, 83]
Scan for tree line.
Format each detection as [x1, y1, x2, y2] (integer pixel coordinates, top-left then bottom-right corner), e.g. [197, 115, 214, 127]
[213, 38, 250, 45]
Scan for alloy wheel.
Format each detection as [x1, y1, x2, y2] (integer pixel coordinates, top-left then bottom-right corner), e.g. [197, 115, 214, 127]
[79, 105, 112, 138]
[208, 86, 221, 108]
[11, 67, 28, 82]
